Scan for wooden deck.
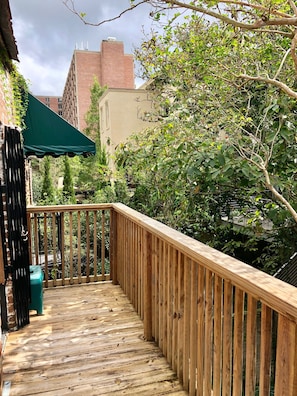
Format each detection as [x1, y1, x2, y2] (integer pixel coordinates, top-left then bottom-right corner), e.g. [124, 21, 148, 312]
[3, 283, 188, 395]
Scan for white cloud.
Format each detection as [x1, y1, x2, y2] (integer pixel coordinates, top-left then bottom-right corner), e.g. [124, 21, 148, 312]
[10, 0, 154, 95]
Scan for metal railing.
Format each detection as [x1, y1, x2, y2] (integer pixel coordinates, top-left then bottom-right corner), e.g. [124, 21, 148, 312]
[27, 203, 297, 395]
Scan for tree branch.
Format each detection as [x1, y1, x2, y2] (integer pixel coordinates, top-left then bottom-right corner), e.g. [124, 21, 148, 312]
[63, 0, 297, 35]
[263, 167, 297, 222]
[291, 29, 297, 74]
[63, 0, 150, 26]
[289, 0, 297, 16]
[238, 74, 297, 99]
[160, 0, 297, 30]
[222, 0, 292, 18]
[274, 48, 291, 79]
[233, 138, 297, 222]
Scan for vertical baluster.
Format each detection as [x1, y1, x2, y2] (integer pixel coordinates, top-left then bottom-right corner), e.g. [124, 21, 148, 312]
[110, 208, 117, 284]
[204, 269, 213, 396]
[100, 210, 105, 281]
[93, 210, 97, 281]
[131, 221, 136, 307]
[189, 259, 197, 395]
[182, 256, 191, 391]
[60, 212, 65, 286]
[274, 315, 297, 395]
[259, 304, 272, 395]
[154, 237, 160, 343]
[213, 274, 223, 396]
[117, 214, 122, 285]
[77, 211, 81, 283]
[245, 295, 257, 396]
[69, 211, 73, 284]
[233, 287, 245, 396]
[33, 213, 39, 265]
[197, 263, 205, 395]
[166, 244, 172, 363]
[122, 214, 126, 288]
[86, 211, 90, 282]
[172, 248, 179, 373]
[177, 251, 184, 382]
[143, 230, 152, 341]
[137, 224, 142, 317]
[222, 280, 232, 396]
[43, 213, 48, 287]
[52, 213, 57, 287]
[27, 212, 32, 264]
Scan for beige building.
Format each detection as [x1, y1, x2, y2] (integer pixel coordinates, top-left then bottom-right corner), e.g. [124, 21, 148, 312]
[99, 88, 157, 170]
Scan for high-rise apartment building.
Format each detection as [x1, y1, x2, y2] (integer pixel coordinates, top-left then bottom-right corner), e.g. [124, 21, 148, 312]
[35, 96, 63, 116]
[62, 38, 135, 131]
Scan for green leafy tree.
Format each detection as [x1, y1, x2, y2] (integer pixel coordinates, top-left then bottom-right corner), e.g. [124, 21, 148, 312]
[63, 156, 75, 202]
[115, 15, 297, 272]
[66, 0, 297, 270]
[76, 78, 110, 194]
[41, 156, 54, 203]
[65, 0, 297, 222]
[84, 77, 105, 143]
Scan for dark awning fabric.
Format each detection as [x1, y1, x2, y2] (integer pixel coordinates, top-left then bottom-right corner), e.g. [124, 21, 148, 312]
[23, 93, 96, 158]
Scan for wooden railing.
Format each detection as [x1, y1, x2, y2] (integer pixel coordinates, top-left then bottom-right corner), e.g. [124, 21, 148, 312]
[27, 203, 297, 395]
[27, 204, 112, 287]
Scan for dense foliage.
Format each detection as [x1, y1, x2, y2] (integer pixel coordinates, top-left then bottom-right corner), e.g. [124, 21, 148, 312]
[46, 1, 297, 272]
[114, 15, 297, 273]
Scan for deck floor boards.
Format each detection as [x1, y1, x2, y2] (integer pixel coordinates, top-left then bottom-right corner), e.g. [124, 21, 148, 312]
[3, 282, 188, 395]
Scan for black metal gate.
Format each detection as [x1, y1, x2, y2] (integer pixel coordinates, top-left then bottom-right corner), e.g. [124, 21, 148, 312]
[1, 126, 30, 329]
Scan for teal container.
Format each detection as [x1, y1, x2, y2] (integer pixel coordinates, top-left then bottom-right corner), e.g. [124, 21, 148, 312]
[29, 265, 44, 315]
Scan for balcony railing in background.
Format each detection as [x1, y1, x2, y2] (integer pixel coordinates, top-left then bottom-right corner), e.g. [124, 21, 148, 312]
[27, 204, 111, 287]
[27, 203, 297, 395]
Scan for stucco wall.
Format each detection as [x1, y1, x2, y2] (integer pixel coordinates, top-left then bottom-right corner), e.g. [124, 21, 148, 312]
[99, 88, 157, 171]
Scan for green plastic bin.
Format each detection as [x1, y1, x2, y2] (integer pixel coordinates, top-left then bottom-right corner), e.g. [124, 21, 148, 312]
[29, 265, 44, 315]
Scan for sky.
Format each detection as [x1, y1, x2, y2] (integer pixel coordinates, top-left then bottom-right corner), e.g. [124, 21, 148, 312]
[9, 0, 156, 96]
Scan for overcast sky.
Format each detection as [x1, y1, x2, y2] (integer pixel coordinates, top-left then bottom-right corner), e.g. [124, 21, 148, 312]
[9, 0, 155, 96]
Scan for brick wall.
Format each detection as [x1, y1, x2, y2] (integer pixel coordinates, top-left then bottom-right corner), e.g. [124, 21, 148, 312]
[35, 96, 63, 117]
[75, 51, 101, 131]
[62, 39, 135, 131]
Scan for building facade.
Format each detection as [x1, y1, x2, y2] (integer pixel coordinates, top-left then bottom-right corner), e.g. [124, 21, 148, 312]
[62, 38, 134, 131]
[99, 88, 157, 171]
[35, 95, 63, 116]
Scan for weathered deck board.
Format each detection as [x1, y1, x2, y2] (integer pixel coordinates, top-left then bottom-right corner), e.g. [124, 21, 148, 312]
[3, 283, 188, 395]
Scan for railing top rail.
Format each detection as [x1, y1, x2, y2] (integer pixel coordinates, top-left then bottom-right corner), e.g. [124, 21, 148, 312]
[112, 203, 297, 321]
[27, 203, 113, 213]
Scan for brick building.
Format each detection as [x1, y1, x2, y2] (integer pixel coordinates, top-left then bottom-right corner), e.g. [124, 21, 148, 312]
[35, 95, 63, 116]
[62, 38, 135, 131]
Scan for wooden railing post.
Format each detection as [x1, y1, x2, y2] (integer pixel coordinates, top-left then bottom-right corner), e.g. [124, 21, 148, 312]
[143, 230, 153, 341]
[275, 314, 297, 395]
[110, 209, 118, 285]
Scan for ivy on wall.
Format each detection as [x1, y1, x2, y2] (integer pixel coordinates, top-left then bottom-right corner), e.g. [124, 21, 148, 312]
[0, 49, 29, 128]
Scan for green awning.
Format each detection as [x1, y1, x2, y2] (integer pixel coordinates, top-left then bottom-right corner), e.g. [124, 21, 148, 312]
[23, 93, 96, 158]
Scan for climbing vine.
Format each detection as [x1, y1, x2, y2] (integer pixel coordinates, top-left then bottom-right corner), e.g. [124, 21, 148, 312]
[10, 65, 29, 129]
[0, 52, 29, 129]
